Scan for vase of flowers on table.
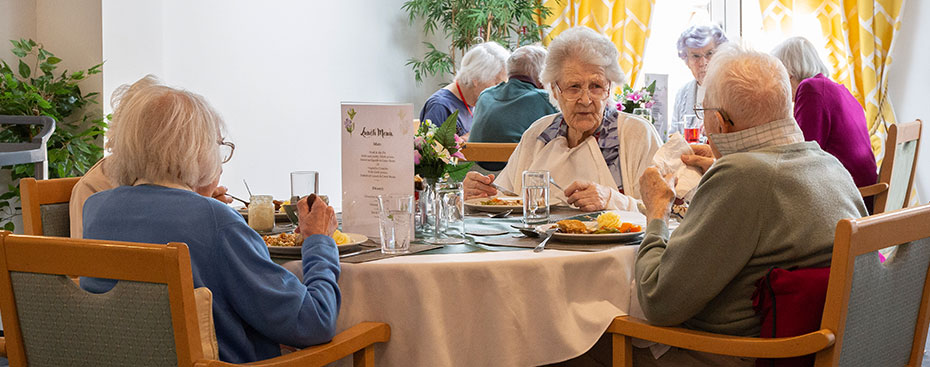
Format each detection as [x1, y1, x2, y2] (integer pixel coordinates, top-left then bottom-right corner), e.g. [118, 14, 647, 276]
[616, 80, 657, 124]
[414, 111, 473, 243]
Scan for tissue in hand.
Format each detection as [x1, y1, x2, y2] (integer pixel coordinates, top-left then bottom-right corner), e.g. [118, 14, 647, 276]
[652, 133, 703, 201]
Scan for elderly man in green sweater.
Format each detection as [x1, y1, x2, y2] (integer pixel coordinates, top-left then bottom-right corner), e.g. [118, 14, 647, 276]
[634, 44, 868, 366]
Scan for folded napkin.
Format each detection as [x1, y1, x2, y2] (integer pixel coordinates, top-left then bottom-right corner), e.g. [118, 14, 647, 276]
[651, 133, 703, 202]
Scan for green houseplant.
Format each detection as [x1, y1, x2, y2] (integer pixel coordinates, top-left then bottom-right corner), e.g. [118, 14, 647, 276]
[0, 39, 106, 230]
[402, 0, 553, 84]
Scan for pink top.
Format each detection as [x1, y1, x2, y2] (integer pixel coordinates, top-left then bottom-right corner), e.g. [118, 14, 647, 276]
[794, 74, 878, 188]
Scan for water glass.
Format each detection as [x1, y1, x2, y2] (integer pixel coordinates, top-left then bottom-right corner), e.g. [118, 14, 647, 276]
[290, 171, 319, 203]
[430, 180, 465, 244]
[522, 170, 550, 224]
[667, 119, 685, 141]
[683, 114, 702, 143]
[377, 194, 415, 254]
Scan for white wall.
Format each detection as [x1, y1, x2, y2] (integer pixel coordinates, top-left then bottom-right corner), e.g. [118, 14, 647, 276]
[0, 1, 35, 43]
[103, 0, 446, 209]
[887, 0, 930, 204]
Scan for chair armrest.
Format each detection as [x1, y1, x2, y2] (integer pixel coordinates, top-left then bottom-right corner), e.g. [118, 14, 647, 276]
[608, 316, 834, 358]
[194, 322, 391, 366]
[859, 183, 889, 198]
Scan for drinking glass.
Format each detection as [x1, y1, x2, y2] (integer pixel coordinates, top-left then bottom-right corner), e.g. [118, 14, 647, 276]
[632, 108, 653, 124]
[683, 114, 702, 143]
[667, 119, 685, 140]
[377, 194, 415, 254]
[290, 171, 319, 204]
[522, 170, 550, 224]
[429, 180, 465, 244]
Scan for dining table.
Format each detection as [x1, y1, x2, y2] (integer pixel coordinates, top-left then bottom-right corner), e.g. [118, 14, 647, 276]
[272, 207, 648, 366]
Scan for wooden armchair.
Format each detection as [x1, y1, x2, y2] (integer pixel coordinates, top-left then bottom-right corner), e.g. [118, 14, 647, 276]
[858, 119, 922, 214]
[459, 142, 518, 163]
[608, 203, 930, 366]
[0, 232, 390, 366]
[19, 176, 81, 236]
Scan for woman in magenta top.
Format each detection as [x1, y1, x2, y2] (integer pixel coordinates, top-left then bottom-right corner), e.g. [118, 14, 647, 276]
[773, 37, 878, 191]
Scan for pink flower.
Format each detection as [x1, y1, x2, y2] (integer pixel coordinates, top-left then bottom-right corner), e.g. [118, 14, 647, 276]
[452, 150, 465, 159]
[454, 134, 464, 144]
[414, 136, 425, 149]
[627, 92, 642, 102]
[644, 101, 655, 108]
[414, 150, 421, 165]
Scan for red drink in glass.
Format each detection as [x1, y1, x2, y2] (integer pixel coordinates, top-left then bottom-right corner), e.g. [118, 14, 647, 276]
[684, 127, 701, 143]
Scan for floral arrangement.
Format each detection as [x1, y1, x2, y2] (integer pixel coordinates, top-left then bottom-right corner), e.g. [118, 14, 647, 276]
[414, 111, 473, 181]
[615, 80, 657, 114]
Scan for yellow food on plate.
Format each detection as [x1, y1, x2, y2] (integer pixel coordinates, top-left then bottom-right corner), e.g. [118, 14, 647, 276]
[332, 229, 351, 245]
[556, 219, 589, 234]
[263, 232, 301, 247]
[596, 212, 622, 230]
[592, 212, 642, 234]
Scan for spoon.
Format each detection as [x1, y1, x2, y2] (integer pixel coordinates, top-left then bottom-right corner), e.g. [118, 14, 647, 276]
[487, 209, 513, 218]
[533, 227, 559, 253]
[510, 224, 540, 238]
[228, 194, 250, 206]
[243, 179, 253, 197]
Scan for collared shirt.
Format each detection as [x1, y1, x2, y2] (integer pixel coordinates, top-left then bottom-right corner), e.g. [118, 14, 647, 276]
[708, 118, 805, 156]
[537, 106, 623, 190]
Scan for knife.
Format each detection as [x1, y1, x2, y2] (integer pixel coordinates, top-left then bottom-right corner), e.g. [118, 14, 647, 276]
[491, 183, 520, 197]
[339, 247, 381, 259]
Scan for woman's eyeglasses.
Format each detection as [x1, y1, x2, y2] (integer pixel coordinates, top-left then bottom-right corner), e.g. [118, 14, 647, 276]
[555, 82, 610, 101]
[219, 140, 235, 163]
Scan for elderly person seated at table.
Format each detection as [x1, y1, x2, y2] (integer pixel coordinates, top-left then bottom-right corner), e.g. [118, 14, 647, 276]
[80, 76, 341, 363]
[634, 44, 867, 366]
[420, 41, 510, 136]
[468, 45, 559, 171]
[464, 27, 662, 212]
[772, 37, 877, 197]
[670, 24, 728, 138]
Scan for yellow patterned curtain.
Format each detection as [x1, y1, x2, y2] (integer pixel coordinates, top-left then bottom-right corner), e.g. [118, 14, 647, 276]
[538, 0, 656, 86]
[759, 0, 907, 160]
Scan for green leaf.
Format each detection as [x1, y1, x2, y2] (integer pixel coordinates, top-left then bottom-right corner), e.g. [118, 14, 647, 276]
[47, 56, 62, 64]
[435, 110, 459, 148]
[445, 161, 473, 182]
[11, 48, 26, 57]
[3, 222, 13, 232]
[17, 60, 30, 78]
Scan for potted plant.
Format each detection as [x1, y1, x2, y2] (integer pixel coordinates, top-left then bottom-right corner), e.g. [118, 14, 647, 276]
[0, 39, 106, 230]
[402, 0, 553, 84]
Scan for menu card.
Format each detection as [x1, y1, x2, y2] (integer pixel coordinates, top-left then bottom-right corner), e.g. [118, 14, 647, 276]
[645, 73, 669, 141]
[341, 103, 415, 238]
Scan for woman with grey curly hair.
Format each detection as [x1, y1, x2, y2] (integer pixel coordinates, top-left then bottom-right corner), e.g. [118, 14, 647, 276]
[671, 24, 728, 136]
[464, 27, 662, 211]
[419, 41, 510, 136]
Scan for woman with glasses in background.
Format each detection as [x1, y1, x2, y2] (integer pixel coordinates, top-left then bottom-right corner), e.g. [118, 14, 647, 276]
[464, 27, 662, 212]
[670, 24, 728, 138]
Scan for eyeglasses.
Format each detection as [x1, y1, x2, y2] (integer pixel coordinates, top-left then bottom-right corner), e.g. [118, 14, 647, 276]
[555, 81, 610, 101]
[219, 139, 235, 163]
[694, 107, 734, 126]
[688, 50, 715, 61]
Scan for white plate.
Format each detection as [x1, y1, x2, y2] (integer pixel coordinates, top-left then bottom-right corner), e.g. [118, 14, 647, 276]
[267, 232, 370, 257]
[464, 197, 524, 213]
[536, 222, 644, 243]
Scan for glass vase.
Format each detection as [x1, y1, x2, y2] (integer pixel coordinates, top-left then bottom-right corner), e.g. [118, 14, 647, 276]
[415, 178, 438, 235]
[429, 178, 465, 244]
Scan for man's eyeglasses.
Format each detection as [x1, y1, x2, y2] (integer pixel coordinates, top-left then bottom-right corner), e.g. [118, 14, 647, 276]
[219, 140, 235, 163]
[555, 82, 610, 101]
[694, 107, 734, 126]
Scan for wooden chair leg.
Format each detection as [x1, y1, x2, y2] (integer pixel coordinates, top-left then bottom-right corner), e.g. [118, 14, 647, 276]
[353, 345, 375, 367]
[613, 333, 633, 367]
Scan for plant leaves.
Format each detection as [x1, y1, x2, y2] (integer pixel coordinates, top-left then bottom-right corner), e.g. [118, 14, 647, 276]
[17, 60, 30, 78]
[47, 56, 62, 64]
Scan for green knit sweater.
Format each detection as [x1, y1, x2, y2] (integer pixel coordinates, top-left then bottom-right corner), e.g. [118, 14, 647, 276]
[635, 141, 868, 336]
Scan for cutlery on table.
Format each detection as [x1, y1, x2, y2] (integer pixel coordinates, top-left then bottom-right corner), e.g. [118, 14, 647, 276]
[228, 194, 250, 207]
[491, 183, 519, 197]
[243, 179, 253, 197]
[533, 227, 558, 253]
[487, 209, 513, 218]
[511, 224, 540, 238]
[549, 178, 565, 192]
[339, 247, 381, 259]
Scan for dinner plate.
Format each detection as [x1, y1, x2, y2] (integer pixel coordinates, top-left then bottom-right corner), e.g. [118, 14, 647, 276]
[256, 223, 297, 236]
[266, 232, 369, 257]
[464, 197, 524, 213]
[535, 221, 644, 244]
[237, 207, 291, 222]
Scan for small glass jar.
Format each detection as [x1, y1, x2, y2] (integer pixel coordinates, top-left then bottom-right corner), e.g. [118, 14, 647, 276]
[248, 195, 275, 232]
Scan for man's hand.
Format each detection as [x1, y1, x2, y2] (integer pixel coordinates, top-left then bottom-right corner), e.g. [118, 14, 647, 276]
[681, 144, 715, 174]
[639, 167, 676, 222]
[464, 171, 498, 199]
[296, 195, 337, 238]
[564, 181, 611, 212]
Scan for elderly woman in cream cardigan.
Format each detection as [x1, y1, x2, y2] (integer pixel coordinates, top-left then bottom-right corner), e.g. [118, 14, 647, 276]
[464, 27, 662, 212]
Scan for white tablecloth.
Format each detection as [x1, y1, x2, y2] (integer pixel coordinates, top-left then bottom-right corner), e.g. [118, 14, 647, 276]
[333, 246, 639, 366]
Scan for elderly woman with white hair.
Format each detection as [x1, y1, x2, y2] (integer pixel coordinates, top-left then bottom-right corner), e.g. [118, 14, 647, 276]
[670, 24, 728, 137]
[772, 36, 877, 194]
[468, 45, 558, 171]
[419, 41, 510, 135]
[80, 76, 341, 363]
[464, 27, 662, 211]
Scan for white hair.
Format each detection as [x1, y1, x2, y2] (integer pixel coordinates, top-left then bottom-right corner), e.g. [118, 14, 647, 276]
[455, 42, 510, 88]
[540, 27, 625, 87]
[507, 45, 548, 84]
[771, 36, 830, 81]
[704, 43, 793, 128]
[676, 24, 728, 59]
[106, 75, 227, 188]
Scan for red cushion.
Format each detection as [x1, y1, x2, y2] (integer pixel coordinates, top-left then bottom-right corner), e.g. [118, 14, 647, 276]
[751, 267, 830, 367]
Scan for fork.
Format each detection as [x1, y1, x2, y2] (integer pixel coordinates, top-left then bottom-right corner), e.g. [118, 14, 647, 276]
[533, 227, 558, 253]
[487, 209, 513, 218]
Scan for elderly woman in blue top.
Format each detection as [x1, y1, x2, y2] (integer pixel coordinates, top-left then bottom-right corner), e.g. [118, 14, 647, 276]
[419, 41, 510, 136]
[670, 24, 728, 137]
[80, 76, 340, 363]
[463, 27, 662, 211]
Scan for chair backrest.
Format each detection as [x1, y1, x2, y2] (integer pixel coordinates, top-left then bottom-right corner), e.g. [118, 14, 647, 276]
[815, 204, 930, 366]
[459, 142, 518, 163]
[873, 120, 922, 214]
[0, 232, 204, 366]
[19, 177, 81, 236]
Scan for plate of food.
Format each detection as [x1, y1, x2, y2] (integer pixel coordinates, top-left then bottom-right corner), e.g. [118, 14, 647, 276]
[464, 197, 524, 213]
[537, 211, 644, 244]
[237, 207, 291, 222]
[264, 230, 369, 257]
